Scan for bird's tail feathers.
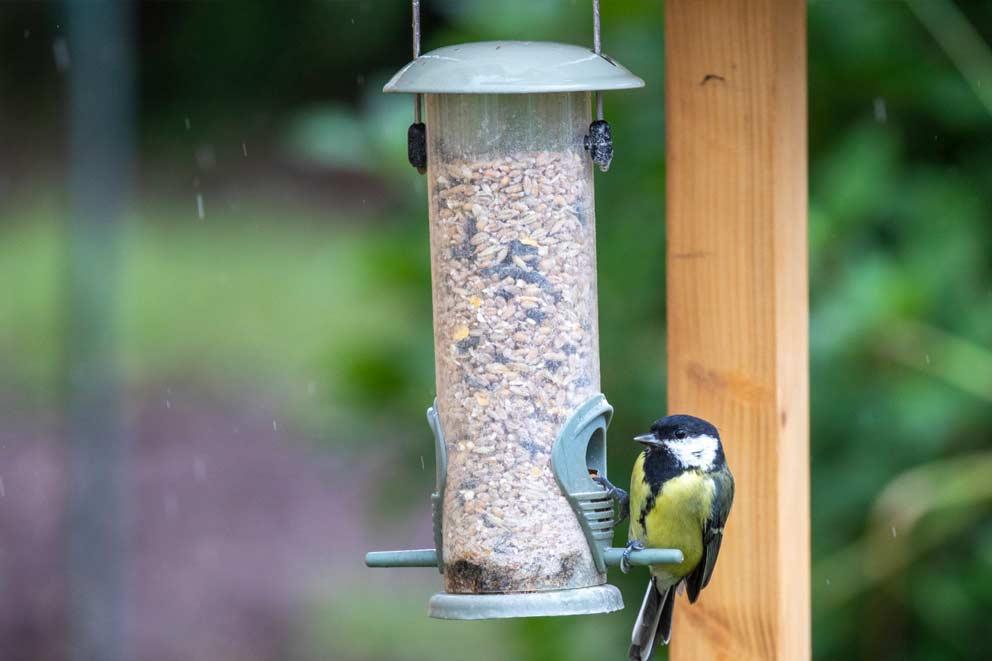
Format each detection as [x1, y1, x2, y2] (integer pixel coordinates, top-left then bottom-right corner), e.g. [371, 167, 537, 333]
[628, 578, 676, 661]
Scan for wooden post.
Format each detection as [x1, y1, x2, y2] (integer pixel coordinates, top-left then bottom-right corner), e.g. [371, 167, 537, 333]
[664, 1, 809, 660]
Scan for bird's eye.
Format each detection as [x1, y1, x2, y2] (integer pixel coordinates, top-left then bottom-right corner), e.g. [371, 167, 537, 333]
[674, 430, 688, 440]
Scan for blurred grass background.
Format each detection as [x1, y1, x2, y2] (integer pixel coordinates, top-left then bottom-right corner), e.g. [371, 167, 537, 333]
[1, 1, 990, 660]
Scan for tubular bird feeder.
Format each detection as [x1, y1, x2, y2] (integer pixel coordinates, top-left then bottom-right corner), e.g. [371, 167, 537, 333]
[366, 3, 683, 620]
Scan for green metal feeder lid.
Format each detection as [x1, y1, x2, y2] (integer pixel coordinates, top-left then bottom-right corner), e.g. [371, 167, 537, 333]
[383, 41, 644, 95]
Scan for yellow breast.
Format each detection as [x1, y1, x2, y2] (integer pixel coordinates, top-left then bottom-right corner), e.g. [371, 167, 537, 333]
[628, 452, 714, 579]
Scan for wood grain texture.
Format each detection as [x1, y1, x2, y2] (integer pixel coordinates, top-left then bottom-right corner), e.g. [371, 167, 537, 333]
[664, 1, 810, 660]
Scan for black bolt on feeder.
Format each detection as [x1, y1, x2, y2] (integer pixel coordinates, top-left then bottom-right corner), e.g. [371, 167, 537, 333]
[366, 1, 683, 620]
[408, 121, 427, 174]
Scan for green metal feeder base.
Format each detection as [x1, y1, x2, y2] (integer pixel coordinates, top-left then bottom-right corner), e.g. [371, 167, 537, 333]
[428, 584, 623, 620]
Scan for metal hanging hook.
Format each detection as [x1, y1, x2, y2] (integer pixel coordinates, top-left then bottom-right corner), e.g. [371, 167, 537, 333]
[593, 0, 603, 121]
[585, 0, 614, 172]
[407, 0, 427, 173]
[412, 0, 422, 122]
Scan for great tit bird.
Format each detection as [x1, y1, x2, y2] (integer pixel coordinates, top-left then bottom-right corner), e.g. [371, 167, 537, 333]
[597, 414, 734, 661]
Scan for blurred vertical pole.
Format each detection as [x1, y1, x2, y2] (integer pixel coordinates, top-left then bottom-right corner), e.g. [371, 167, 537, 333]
[64, 2, 133, 661]
[665, 1, 809, 660]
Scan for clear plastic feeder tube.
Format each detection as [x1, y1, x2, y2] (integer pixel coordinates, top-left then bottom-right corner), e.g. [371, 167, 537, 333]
[426, 92, 603, 593]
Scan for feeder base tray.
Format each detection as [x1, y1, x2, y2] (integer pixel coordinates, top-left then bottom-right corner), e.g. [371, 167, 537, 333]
[428, 584, 623, 620]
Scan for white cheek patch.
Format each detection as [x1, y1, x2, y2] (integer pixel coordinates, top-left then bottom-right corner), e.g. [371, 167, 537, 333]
[668, 434, 718, 469]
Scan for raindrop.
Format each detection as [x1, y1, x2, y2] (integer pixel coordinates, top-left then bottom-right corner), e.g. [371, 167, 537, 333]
[185, 116, 191, 130]
[272, 419, 278, 431]
[242, 141, 248, 157]
[52, 37, 70, 72]
[924, 354, 931, 365]
[825, 578, 831, 586]
[196, 193, 205, 220]
[166, 399, 172, 409]
[872, 97, 887, 123]
[891, 526, 897, 538]
[420, 455, 425, 471]
[24, 29, 30, 39]
[0, 476, 5, 498]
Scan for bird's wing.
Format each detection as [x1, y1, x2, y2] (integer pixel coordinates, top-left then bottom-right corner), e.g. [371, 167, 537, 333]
[685, 469, 734, 603]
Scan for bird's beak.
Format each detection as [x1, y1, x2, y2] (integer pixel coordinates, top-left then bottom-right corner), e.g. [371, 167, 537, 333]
[634, 433, 661, 447]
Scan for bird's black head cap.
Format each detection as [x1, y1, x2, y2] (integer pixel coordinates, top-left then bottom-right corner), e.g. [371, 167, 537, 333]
[649, 414, 720, 441]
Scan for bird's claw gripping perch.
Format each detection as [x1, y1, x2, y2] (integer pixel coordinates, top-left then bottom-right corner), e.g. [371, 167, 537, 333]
[593, 474, 630, 523]
[620, 540, 645, 574]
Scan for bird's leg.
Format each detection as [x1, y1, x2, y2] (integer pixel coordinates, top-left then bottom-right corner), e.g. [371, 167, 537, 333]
[592, 474, 630, 523]
[621, 540, 645, 574]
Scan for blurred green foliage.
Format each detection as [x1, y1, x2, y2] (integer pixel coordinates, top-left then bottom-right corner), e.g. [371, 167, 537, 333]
[806, 3, 992, 659]
[2, 1, 991, 660]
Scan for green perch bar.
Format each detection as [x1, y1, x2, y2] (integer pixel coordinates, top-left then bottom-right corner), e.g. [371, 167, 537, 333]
[365, 547, 684, 569]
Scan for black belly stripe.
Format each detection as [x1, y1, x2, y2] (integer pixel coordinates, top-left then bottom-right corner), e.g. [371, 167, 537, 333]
[637, 470, 667, 532]
[637, 447, 698, 532]
[637, 490, 656, 532]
